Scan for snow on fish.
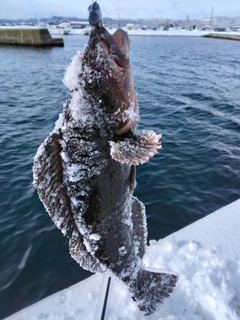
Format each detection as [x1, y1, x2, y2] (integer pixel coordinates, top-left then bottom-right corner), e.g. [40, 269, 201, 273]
[33, 2, 178, 316]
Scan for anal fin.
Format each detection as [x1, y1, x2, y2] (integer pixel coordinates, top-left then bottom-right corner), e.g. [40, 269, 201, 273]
[131, 196, 147, 259]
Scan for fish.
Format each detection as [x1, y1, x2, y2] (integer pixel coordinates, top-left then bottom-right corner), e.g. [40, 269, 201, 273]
[33, 2, 178, 316]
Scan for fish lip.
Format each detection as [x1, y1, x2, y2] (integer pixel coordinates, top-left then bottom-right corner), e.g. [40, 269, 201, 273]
[95, 26, 130, 69]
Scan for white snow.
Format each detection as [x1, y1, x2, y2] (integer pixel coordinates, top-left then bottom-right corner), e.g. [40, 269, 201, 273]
[63, 51, 84, 90]
[48, 26, 206, 37]
[120, 102, 139, 123]
[107, 27, 205, 37]
[89, 234, 101, 241]
[7, 198, 240, 320]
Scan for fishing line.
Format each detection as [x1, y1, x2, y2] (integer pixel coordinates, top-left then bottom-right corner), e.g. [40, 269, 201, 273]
[100, 277, 111, 320]
[149, 0, 161, 18]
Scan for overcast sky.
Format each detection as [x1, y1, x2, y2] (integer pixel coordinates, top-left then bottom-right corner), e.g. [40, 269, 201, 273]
[1, 0, 240, 20]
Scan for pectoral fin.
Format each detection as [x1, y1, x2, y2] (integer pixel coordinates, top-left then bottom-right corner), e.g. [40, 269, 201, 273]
[109, 130, 161, 165]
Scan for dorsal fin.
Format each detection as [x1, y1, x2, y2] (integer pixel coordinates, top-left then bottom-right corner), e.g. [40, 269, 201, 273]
[34, 132, 74, 237]
[33, 131, 103, 273]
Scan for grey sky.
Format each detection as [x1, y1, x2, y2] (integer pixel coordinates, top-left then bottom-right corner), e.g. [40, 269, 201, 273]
[1, 0, 240, 20]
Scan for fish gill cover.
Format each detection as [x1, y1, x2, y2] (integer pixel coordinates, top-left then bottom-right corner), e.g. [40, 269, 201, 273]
[33, 1, 178, 316]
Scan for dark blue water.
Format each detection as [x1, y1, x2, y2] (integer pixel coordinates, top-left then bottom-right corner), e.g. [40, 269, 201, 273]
[0, 35, 240, 318]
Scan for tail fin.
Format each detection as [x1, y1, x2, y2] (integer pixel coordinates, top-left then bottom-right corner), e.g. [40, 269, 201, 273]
[128, 268, 178, 316]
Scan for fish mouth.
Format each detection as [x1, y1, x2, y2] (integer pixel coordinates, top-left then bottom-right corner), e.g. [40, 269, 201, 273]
[94, 27, 139, 135]
[95, 26, 130, 68]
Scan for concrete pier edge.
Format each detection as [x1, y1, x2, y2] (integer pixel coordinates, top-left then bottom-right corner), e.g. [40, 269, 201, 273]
[0, 27, 64, 46]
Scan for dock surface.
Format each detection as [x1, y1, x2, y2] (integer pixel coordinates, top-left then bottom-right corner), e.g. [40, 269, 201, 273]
[7, 198, 240, 320]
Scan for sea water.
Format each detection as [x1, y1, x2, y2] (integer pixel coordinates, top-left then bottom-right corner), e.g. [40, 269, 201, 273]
[0, 35, 239, 318]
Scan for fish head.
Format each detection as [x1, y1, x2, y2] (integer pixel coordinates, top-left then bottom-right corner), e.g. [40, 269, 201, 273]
[83, 26, 139, 135]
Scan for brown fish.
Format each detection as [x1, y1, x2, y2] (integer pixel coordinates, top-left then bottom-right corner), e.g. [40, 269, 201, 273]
[33, 4, 178, 315]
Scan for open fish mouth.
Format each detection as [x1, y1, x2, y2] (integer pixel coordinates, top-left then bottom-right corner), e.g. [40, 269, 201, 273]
[88, 1, 130, 67]
[98, 27, 130, 69]
[86, 25, 139, 135]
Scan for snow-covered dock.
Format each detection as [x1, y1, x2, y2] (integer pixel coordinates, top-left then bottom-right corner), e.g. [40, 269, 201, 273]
[107, 28, 204, 37]
[7, 198, 240, 319]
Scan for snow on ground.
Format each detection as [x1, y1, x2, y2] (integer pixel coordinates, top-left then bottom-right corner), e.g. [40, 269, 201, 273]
[107, 28, 204, 37]
[48, 26, 205, 37]
[7, 199, 240, 320]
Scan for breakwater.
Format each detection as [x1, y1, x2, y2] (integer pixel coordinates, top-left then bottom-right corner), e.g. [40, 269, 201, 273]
[202, 32, 240, 41]
[0, 27, 64, 46]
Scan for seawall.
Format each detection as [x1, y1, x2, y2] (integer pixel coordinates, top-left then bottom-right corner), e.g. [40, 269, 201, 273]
[202, 32, 240, 41]
[0, 26, 64, 46]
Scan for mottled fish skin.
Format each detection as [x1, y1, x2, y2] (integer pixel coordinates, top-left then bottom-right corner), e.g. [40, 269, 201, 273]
[33, 21, 178, 316]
